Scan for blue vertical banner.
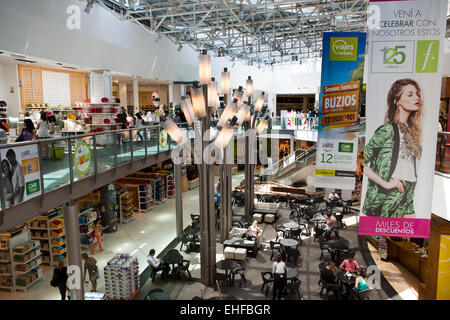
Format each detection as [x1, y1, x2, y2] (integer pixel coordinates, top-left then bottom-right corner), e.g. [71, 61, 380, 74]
[315, 32, 366, 190]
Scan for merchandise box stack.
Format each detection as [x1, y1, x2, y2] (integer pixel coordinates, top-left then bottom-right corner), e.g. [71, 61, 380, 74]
[138, 184, 153, 212]
[104, 254, 140, 300]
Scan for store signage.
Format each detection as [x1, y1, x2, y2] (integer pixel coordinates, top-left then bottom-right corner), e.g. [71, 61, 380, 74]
[159, 129, 168, 150]
[0, 144, 42, 209]
[74, 141, 92, 175]
[314, 32, 366, 190]
[359, 0, 447, 238]
[330, 37, 359, 61]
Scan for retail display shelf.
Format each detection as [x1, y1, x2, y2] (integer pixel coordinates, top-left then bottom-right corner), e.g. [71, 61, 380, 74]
[14, 245, 39, 255]
[14, 254, 42, 266]
[15, 262, 42, 275]
[0, 285, 12, 290]
[79, 219, 96, 225]
[50, 226, 64, 230]
[0, 273, 11, 276]
[0, 259, 10, 263]
[85, 103, 120, 106]
[31, 237, 49, 241]
[15, 276, 43, 291]
[29, 227, 47, 231]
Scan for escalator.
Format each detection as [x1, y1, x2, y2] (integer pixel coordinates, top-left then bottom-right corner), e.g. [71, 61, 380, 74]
[260, 145, 317, 186]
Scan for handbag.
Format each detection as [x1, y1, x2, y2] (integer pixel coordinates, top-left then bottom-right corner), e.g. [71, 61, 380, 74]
[15, 131, 24, 142]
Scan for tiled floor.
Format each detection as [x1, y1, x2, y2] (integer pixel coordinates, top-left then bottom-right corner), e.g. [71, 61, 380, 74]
[0, 172, 244, 300]
[367, 242, 420, 300]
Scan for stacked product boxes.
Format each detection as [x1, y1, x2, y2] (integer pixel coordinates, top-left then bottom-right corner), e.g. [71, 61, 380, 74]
[104, 254, 140, 299]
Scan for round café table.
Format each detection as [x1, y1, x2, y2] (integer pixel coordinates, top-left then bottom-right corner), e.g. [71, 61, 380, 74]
[280, 238, 298, 249]
[283, 220, 299, 230]
[286, 266, 298, 282]
[216, 259, 239, 286]
[149, 291, 170, 300]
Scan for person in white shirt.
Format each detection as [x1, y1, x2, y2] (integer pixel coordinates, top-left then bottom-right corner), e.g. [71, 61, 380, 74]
[135, 112, 144, 142]
[147, 249, 170, 279]
[328, 189, 340, 201]
[36, 112, 50, 139]
[272, 255, 287, 300]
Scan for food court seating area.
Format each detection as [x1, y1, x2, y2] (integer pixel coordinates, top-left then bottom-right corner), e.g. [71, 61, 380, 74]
[137, 193, 389, 301]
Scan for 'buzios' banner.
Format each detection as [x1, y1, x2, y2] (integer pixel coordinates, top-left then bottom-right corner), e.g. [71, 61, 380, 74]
[315, 32, 366, 190]
[359, 0, 447, 238]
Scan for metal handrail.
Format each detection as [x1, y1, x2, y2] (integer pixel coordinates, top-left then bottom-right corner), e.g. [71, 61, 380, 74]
[0, 122, 193, 214]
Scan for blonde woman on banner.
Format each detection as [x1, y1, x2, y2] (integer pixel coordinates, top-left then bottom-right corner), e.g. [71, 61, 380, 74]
[363, 79, 423, 218]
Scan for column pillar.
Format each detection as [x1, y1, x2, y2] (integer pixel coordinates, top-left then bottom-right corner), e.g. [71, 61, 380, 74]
[119, 83, 128, 110]
[200, 84, 216, 287]
[65, 200, 84, 300]
[168, 83, 174, 107]
[175, 164, 183, 237]
[133, 79, 139, 114]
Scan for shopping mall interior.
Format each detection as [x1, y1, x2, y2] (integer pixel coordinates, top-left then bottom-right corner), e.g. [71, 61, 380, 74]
[0, 0, 449, 302]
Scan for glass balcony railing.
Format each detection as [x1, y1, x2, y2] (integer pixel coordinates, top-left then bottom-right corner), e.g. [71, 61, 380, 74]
[0, 123, 194, 212]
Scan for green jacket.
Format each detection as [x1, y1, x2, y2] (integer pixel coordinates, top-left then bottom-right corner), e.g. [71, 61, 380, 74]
[363, 122, 400, 216]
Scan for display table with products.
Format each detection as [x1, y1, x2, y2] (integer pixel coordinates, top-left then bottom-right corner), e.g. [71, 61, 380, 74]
[104, 254, 140, 300]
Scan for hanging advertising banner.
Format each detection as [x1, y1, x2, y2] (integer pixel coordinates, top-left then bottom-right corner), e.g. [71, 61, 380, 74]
[359, 0, 447, 238]
[159, 129, 168, 151]
[315, 32, 366, 190]
[74, 141, 92, 175]
[0, 144, 42, 209]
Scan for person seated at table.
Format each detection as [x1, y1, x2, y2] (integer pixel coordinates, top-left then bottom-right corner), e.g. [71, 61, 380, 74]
[354, 268, 368, 291]
[147, 249, 170, 279]
[320, 262, 342, 297]
[324, 213, 337, 231]
[320, 262, 338, 284]
[328, 189, 340, 200]
[339, 255, 360, 273]
[245, 220, 261, 241]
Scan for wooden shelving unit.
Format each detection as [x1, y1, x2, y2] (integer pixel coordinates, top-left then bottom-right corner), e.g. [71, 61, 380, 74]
[117, 189, 136, 224]
[0, 227, 43, 292]
[27, 207, 66, 266]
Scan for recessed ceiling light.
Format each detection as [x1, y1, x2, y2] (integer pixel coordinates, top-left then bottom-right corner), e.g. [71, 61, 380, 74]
[15, 59, 36, 63]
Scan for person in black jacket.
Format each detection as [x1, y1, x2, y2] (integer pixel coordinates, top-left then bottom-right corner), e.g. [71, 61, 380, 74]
[52, 261, 69, 300]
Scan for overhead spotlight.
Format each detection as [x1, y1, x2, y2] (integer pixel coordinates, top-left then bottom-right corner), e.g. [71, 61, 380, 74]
[84, 0, 94, 14]
[177, 44, 183, 52]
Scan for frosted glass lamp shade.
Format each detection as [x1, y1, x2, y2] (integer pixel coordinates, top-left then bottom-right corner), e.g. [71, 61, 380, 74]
[236, 102, 251, 125]
[221, 70, 230, 94]
[214, 127, 235, 149]
[162, 118, 187, 145]
[254, 92, 265, 112]
[199, 53, 211, 85]
[208, 79, 218, 107]
[256, 118, 268, 134]
[181, 96, 196, 125]
[191, 86, 206, 118]
[233, 90, 244, 108]
[246, 77, 253, 98]
[217, 98, 238, 128]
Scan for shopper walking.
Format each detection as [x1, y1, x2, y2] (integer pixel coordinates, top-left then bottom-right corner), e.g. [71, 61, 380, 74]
[135, 112, 145, 142]
[82, 253, 99, 292]
[272, 254, 287, 300]
[91, 220, 103, 254]
[51, 261, 69, 300]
